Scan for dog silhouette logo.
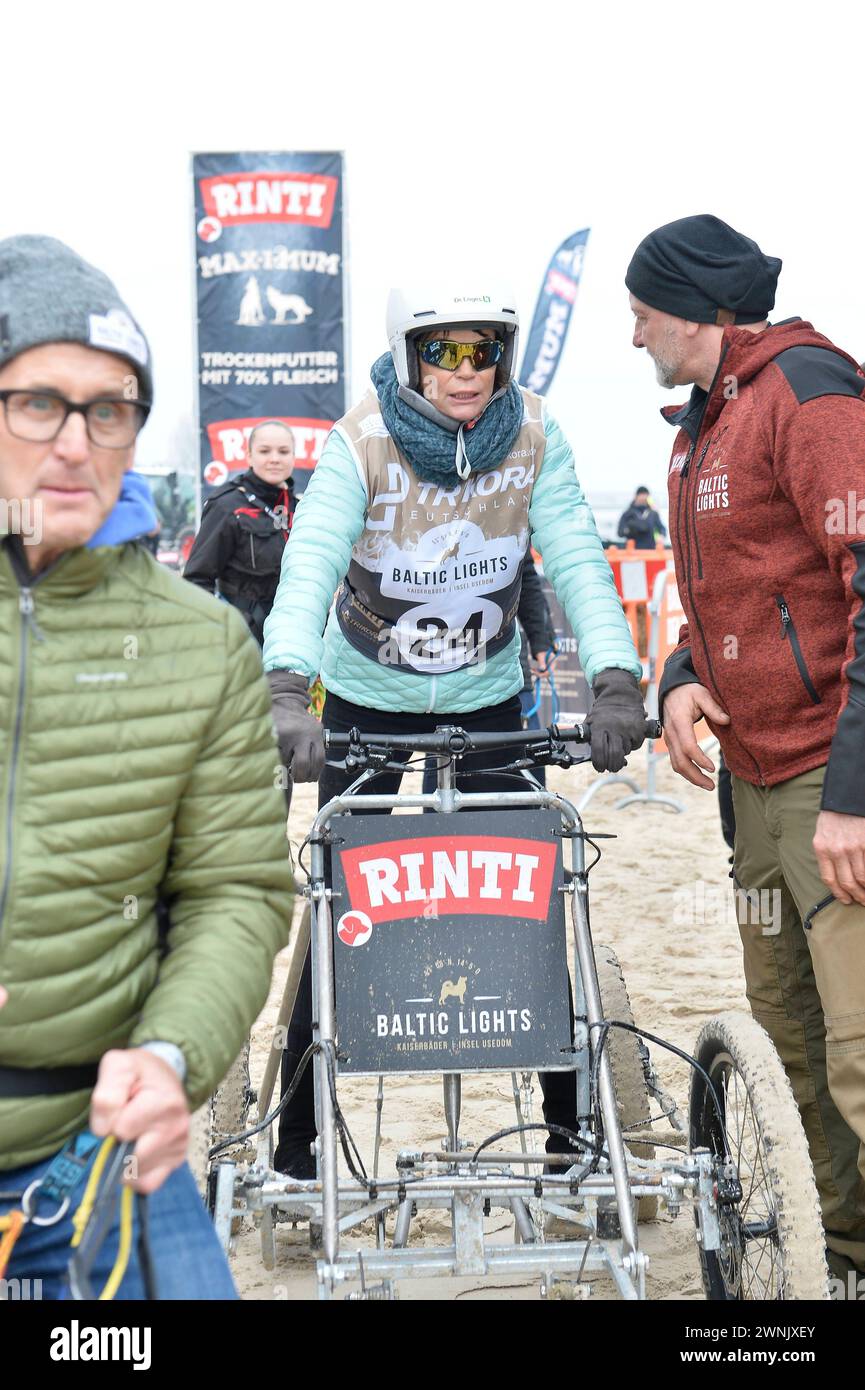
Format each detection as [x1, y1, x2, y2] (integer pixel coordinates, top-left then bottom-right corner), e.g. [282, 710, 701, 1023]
[197, 215, 222, 243]
[438, 976, 468, 1006]
[204, 461, 228, 487]
[336, 910, 373, 947]
[237, 276, 265, 326]
[266, 286, 314, 324]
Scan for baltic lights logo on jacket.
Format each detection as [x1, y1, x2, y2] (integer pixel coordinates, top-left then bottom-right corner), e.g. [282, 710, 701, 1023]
[338, 834, 558, 924]
[199, 171, 338, 229]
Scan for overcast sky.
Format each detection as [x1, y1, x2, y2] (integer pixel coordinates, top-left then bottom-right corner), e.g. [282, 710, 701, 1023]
[3, 0, 863, 504]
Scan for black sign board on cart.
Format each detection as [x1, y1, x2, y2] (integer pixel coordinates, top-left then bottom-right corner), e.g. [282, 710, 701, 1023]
[330, 808, 573, 1075]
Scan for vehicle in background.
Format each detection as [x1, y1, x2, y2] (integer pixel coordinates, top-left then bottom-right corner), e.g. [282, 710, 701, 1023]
[138, 468, 198, 569]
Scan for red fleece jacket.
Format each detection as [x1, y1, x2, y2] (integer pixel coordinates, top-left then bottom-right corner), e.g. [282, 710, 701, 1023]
[657, 318, 865, 814]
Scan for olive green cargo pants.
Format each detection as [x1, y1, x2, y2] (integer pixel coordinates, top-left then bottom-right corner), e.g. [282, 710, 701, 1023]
[732, 766, 865, 1275]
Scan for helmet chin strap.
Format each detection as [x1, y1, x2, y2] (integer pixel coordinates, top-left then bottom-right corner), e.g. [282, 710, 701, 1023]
[397, 382, 459, 433]
[455, 424, 471, 480]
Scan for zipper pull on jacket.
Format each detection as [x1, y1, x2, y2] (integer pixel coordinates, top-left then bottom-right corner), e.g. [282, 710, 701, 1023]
[19, 587, 46, 642]
[777, 597, 791, 639]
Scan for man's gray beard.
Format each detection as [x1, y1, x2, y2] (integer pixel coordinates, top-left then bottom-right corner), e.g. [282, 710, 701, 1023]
[651, 326, 685, 389]
[653, 354, 679, 389]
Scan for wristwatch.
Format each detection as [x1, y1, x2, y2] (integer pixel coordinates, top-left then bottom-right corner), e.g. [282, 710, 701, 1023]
[138, 1040, 187, 1082]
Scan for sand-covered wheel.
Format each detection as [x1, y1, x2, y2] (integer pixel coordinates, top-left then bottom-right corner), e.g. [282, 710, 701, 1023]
[595, 943, 657, 1221]
[188, 1041, 253, 1200]
[188, 1103, 212, 1197]
[211, 1040, 253, 1150]
[689, 1012, 829, 1301]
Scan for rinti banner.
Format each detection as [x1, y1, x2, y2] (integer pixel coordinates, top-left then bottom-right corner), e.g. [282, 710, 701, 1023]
[331, 810, 572, 1074]
[192, 151, 347, 500]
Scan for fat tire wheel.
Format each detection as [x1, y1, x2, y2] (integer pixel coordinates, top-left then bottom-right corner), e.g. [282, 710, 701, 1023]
[212, 1040, 252, 1148]
[188, 1103, 212, 1198]
[187, 1041, 252, 1201]
[595, 944, 657, 1221]
[689, 1011, 829, 1301]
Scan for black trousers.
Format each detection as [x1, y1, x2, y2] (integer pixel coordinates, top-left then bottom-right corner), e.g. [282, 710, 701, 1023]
[274, 692, 578, 1167]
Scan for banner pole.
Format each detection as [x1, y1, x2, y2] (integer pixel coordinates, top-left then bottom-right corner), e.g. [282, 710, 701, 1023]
[339, 149, 351, 416]
[188, 150, 203, 532]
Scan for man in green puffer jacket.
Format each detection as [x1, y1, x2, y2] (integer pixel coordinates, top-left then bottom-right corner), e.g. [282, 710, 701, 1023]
[0, 236, 293, 1300]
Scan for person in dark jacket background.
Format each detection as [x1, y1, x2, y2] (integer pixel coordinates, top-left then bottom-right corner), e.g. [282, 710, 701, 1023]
[184, 420, 296, 645]
[617, 486, 666, 549]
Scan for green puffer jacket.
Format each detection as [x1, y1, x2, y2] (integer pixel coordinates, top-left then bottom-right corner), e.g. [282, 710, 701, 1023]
[0, 540, 293, 1170]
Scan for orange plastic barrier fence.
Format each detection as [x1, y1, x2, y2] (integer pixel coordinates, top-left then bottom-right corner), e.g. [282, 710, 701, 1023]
[606, 541, 681, 676]
[606, 542, 691, 756]
[533, 541, 710, 763]
[608, 542, 718, 761]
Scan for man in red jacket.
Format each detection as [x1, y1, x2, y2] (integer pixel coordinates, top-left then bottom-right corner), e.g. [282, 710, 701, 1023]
[627, 214, 865, 1283]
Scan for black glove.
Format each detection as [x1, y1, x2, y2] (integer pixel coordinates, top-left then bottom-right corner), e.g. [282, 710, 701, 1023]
[588, 668, 647, 773]
[267, 671, 325, 783]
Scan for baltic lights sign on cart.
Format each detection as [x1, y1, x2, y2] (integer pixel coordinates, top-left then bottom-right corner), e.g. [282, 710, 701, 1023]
[331, 810, 573, 1074]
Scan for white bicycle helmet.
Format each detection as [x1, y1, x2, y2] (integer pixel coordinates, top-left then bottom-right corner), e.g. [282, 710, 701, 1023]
[386, 284, 520, 391]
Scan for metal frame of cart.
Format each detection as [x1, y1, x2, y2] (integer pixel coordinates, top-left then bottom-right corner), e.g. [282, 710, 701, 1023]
[211, 722, 752, 1301]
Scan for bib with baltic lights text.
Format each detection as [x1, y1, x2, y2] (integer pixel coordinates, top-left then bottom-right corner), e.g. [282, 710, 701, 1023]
[334, 388, 547, 675]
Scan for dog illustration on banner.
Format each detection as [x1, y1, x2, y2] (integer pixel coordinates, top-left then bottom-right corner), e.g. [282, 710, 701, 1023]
[266, 286, 314, 324]
[439, 976, 468, 1007]
[237, 276, 266, 326]
[237, 277, 315, 327]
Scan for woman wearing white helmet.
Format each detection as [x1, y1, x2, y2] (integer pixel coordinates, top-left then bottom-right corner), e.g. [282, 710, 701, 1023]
[263, 284, 646, 1176]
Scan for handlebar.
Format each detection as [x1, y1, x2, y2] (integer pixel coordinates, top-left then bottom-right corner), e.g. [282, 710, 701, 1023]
[324, 718, 662, 757]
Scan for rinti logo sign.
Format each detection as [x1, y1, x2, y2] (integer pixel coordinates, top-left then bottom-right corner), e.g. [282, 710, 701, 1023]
[204, 416, 331, 481]
[339, 835, 558, 924]
[199, 171, 338, 229]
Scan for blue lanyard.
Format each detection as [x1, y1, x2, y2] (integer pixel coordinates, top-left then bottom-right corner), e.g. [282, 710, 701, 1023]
[21, 1131, 102, 1225]
[523, 648, 560, 722]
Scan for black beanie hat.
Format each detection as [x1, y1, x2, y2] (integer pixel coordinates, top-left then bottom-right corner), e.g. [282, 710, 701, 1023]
[625, 215, 782, 325]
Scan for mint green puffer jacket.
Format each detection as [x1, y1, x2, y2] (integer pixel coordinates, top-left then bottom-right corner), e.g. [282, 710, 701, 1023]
[263, 402, 640, 706]
[0, 540, 293, 1169]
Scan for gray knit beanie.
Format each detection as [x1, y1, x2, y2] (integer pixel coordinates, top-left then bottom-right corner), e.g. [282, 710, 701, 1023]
[0, 234, 153, 403]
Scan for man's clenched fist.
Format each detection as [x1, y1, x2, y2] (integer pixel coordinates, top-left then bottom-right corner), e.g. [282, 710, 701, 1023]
[90, 1048, 190, 1194]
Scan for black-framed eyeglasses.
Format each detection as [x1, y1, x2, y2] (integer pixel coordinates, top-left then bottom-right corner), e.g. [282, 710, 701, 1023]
[0, 390, 151, 448]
